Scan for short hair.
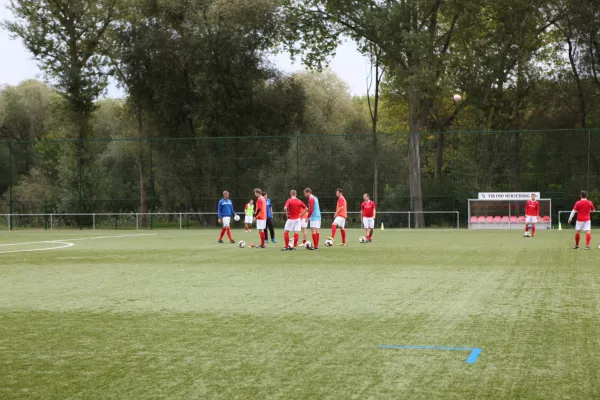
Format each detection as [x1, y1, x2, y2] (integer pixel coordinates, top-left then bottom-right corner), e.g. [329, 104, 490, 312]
[223, 190, 229, 195]
[336, 188, 343, 193]
[364, 192, 370, 198]
[263, 192, 268, 196]
[290, 189, 297, 197]
[304, 188, 312, 194]
[581, 190, 588, 198]
[254, 188, 262, 195]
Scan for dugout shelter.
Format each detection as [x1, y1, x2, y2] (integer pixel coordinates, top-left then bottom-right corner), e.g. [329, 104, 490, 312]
[468, 192, 552, 229]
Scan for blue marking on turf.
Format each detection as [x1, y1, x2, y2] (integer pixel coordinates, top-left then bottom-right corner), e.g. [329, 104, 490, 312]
[378, 345, 482, 364]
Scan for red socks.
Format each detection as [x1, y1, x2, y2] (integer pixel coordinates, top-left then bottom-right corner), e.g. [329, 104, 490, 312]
[293, 234, 299, 247]
[532, 226, 536, 236]
[259, 231, 265, 247]
[284, 232, 290, 248]
[302, 239, 306, 245]
[525, 226, 529, 232]
[586, 233, 591, 247]
[341, 229, 346, 244]
[575, 233, 581, 246]
[226, 228, 232, 241]
[219, 228, 226, 240]
[331, 225, 337, 238]
[312, 233, 317, 247]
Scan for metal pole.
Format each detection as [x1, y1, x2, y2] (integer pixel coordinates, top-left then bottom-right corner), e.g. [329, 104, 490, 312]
[8, 142, 12, 231]
[408, 212, 411, 229]
[180, 213, 182, 230]
[296, 133, 300, 188]
[93, 213, 95, 230]
[221, 138, 225, 189]
[587, 129, 591, 192]
[149, 138, 154, 230]
[51, 214, 53, 230]
[136, 213, 139, 231]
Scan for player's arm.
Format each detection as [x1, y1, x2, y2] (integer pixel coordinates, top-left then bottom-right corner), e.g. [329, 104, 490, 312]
[217, 200, 223, 223]
[373, 203, 377, 219]
[568, 204, 578, 223]
[299, 202, 308, 218]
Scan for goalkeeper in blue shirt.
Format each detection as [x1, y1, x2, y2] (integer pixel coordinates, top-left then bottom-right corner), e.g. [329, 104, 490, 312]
[264, 192, 276, 243]
[217, 191, 237, 243]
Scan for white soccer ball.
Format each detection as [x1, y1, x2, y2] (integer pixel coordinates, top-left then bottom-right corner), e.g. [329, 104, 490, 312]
[305, 241, 313, 249]
[359, 236, 366, 243]
[453, 94, 462, 102]
[234, 215, 240, 222]
[325, 239, 334, 247]
[523, 231, 530, 238]
[238, 240, 246, 248]
[289, 239, 295, 248]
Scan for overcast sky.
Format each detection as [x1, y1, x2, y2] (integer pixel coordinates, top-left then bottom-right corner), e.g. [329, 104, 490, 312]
[0, 0, 369, 98]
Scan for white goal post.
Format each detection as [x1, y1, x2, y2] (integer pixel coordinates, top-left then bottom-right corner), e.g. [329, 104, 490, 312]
[1, 211, 460, 230]
[468, 198, 552, 230]
[557, 211, 600, 229]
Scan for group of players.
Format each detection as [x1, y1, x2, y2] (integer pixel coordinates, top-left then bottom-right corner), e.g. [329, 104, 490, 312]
[525, 190, 595, 250]
[217, 188, 377, 250]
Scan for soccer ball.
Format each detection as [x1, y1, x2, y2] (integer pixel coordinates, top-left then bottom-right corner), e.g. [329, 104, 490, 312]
[288, 239, 295, 248]
[234, 215, 240, 222]
[523, 231, 531, 238]
[325, 239, 334, 247]
[359, 236, 366, 243]
[238, 240, 246, 248]
[304, 241, 313, 250]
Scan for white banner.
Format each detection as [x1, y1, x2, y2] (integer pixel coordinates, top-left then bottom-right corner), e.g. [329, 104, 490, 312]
[478, 192, 540, 201]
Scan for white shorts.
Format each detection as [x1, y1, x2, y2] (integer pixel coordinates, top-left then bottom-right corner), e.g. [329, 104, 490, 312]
[301, 219, 308, 229]
[576, 221, 591, 231]
[221, 217, 231, 227]
[333, 216, 346, 228]
[525, 216, 537, 224]
[256, 219, 266, 230]
[363, 217, 375, 229]
[284, 218, 301, 232]
[309, 220, 321, 229]
[244, 216, 253, 224]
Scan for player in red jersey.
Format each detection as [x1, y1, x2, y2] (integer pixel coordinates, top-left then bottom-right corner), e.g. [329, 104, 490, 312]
[524, 193, 540, 237]
[568, 190, 596, 250]
[361, 193, 376, 242]
[329, 188, 347, 246]
[281, 190, 308, 251]
[253, 188, 267, 248]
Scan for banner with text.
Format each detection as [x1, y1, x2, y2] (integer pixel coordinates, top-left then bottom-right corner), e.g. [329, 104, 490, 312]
[477, 192, 540, 201]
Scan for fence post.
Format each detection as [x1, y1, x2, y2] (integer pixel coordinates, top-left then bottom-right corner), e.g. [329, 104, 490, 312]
[408, 212, 411, 229]
[51, 214, 53, 230]
[587, 128, 591, 192]
[296, 133, 300, 188]
[136, 213, 139, 231]
[221, 138, 225, 190]
[180, 213, 182, 230]
[93, 213, 95, 230]
[8, 142, 12, 231]
[149, 138, 154, 230]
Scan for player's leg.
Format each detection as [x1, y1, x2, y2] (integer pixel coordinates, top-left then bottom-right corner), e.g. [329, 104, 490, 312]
[330, 222, 337, 240]
[368, 218, 374, 242]
[531, 223, 536, 237]
[337, 218, 347, 246]
[293, 220, 300, 248]
[574, 222, 582, 249]
[362, 217, 369, 240]
[222, 217, 233, 243]
[585, 221, 592, 249]
[267, 218, 276, 243]
[282, 219, 293, 250]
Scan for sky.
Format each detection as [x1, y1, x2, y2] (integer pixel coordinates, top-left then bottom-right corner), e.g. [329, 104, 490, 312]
[0, 0, 369, 98]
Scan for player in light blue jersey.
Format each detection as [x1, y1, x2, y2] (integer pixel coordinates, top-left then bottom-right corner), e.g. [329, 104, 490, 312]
[217, 190, 237, 243]
[303, 188, 321, 250]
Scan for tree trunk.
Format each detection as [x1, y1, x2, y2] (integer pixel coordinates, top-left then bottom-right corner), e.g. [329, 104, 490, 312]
[435, 133, 445, 179]
[567, 36, 587, 128]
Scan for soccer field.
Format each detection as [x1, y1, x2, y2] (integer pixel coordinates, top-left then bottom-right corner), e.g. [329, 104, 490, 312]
[1, 229, 599, 399]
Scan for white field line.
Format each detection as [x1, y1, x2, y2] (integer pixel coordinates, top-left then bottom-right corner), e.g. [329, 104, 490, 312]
[0, 233, 157, 247]
[0, 233, 157, 254]
[0, 241, 74, 254]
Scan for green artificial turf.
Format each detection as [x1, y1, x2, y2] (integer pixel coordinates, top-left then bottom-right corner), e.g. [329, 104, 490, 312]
[1, 229, 599, 399]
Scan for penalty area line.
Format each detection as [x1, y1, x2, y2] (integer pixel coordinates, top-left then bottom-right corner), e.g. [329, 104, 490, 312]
[0, 233, 158, 247]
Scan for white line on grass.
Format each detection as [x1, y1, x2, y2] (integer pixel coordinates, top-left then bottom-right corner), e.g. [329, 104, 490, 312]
[0, 241, 74, 254]
[0, 233, 157, 247]
[0, 233, 157, 254]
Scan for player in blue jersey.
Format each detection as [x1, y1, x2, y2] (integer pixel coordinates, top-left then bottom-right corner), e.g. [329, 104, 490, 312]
[304, 188, 321, 250]
[264, 192, 276, 243]
[217, 190, 237, 243]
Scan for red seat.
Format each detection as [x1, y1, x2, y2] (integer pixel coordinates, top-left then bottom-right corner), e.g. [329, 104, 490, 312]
[493, 216, 502, 222]
[478, 216, 485, 222]
[510, 216, 518, 222]
[501, 216, 509, 222]
[543, 216, 551, 222]
[486, 216, 494, 222]
[470, 216, 478, 222]
[518, 216, 526, 222]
